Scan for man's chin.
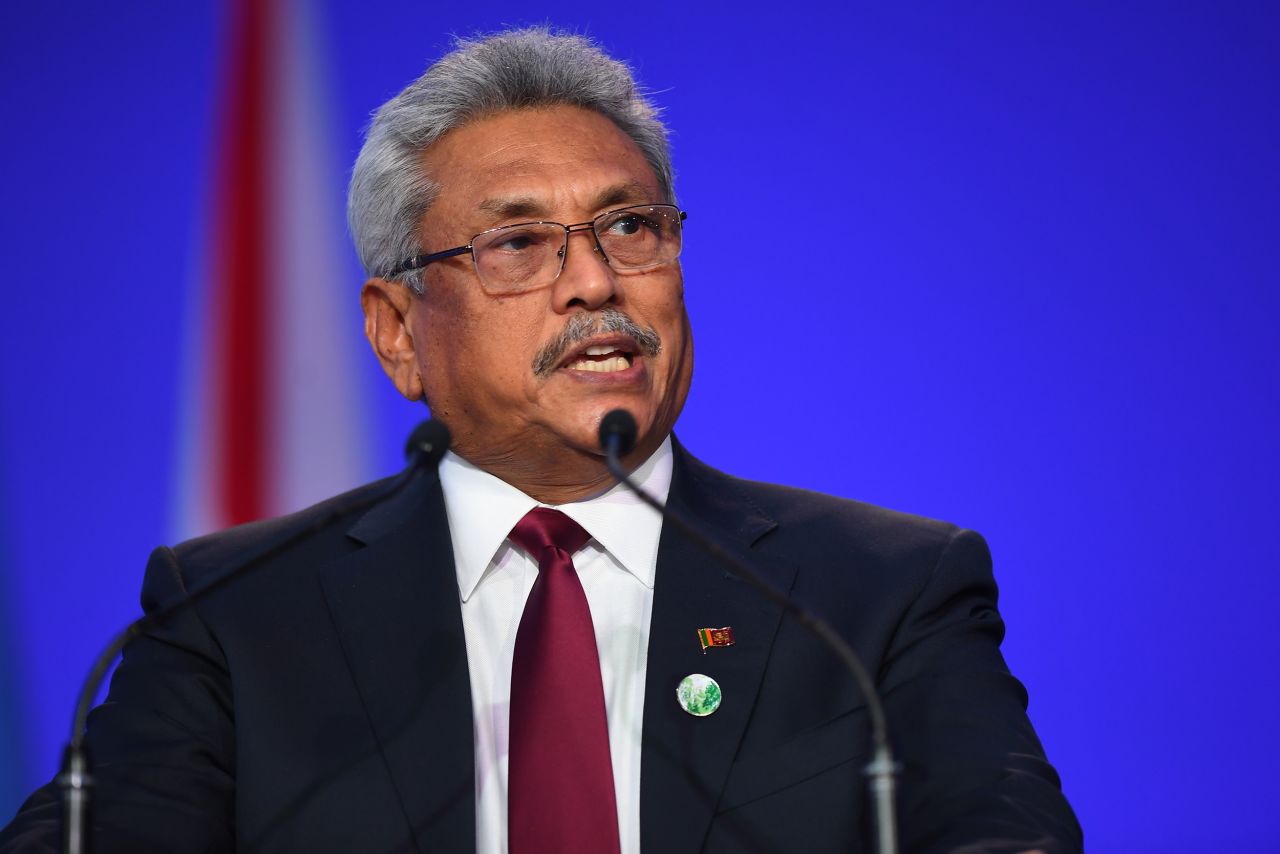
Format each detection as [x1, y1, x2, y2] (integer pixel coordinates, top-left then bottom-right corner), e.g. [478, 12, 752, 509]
[537, 404, 658, 459]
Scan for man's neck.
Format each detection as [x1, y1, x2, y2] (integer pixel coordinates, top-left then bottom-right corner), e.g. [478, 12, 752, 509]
[451, 434, 667, 505]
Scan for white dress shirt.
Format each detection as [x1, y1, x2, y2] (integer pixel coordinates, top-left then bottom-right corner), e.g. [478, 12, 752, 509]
[438, 438, 672, 854]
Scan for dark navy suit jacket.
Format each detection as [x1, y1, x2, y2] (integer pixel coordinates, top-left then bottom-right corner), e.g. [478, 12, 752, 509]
[1, 443, 1081, 852]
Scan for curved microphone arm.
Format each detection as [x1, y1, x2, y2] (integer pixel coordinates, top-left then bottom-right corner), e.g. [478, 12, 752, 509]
[599, 411, 898, 854]
[58, 419, 451, 854]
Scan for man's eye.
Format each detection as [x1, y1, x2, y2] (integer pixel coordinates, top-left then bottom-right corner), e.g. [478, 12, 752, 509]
[605, 214, 648, 237]
[492, 230, 544, 252]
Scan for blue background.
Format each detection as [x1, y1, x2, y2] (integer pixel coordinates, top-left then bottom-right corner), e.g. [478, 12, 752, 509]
[2, 2, 1277, 851]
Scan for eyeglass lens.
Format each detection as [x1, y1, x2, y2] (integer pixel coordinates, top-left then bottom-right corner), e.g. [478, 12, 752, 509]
[471, 205, 682, 293]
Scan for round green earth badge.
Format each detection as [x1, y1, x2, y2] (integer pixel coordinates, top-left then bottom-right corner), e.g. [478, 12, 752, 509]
[677, 673, 722, 717]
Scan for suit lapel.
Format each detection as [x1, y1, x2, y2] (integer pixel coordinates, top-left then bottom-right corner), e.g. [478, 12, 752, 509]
[640, 443, 792, 853]
[318, 467, 475, 853]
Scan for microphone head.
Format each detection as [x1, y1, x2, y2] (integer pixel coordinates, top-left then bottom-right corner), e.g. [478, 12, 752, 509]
[599, 409, 638, 457]
[404, 418, 452, 467]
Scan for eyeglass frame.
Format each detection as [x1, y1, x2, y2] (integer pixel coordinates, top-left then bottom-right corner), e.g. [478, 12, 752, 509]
[385, 203, 688, 290]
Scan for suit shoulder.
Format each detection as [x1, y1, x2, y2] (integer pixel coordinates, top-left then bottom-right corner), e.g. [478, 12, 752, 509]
[166, 474, 403, 583]
[683, 452, 965, 563]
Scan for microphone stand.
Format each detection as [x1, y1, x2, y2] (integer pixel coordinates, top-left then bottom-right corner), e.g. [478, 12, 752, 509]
[57, 419, 450, 854]
[601, 420, 898, 854]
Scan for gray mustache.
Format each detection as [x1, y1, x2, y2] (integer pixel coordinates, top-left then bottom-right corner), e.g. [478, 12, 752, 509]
[532, 308, 663, 376]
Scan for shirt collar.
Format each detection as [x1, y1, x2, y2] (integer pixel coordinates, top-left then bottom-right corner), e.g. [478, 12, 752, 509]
[438, 436, 673, 601]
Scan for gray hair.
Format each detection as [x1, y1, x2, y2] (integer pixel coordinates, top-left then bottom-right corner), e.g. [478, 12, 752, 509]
[347, 27, 675, 293]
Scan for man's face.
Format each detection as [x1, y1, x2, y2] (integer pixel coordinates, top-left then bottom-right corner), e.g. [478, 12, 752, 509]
[370, 105, 693, 486]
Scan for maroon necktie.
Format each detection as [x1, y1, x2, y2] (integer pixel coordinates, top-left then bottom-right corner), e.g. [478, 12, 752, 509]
[508, 507, 621, 854]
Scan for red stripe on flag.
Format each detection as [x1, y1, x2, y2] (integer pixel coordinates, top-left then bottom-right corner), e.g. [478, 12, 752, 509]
[211, 0, 273, 525]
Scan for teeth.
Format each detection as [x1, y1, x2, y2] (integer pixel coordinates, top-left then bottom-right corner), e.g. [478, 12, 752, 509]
[584, 345, 615, 356]
[567, 355, 630, 373]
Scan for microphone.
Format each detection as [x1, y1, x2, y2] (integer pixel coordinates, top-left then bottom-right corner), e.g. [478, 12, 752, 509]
[404, 417, 452, 466]
[599, 409, 638, 457]
[598, 410, 899, 854]
[58, 419, 451, 854]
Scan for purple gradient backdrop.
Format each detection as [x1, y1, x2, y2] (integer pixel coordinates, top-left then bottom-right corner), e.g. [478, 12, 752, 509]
[2, 3, 1277, 851]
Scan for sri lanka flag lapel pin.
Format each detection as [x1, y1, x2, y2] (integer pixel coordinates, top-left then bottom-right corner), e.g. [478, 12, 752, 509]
[696, 626, 735, 653]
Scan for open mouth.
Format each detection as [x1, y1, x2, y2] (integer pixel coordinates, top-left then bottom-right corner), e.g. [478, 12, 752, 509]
[561, 342, 637, 374]
[532, 309, 662, 378]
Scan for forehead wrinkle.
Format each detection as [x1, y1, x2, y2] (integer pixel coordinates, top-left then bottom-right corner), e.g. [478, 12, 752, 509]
[477, 194, 550, 222]
[476, 179, 660, 227]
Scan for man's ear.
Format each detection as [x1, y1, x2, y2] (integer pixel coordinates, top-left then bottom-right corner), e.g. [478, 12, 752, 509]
[361, 278, 424, 401]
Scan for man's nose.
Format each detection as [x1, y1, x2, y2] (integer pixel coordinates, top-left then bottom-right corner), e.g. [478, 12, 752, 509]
[550, 227, 619, 313]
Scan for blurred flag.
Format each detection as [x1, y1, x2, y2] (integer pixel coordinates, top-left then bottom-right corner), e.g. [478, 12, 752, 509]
[175, 0, 368, 537]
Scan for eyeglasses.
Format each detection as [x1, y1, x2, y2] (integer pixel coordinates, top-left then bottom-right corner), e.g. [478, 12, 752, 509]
[389, 204, 687, 294]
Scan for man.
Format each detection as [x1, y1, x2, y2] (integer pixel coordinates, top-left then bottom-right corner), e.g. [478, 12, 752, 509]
[1, 28, 1080, 854]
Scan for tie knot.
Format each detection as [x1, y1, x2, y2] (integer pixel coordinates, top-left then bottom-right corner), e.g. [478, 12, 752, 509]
[509, 507, 592, 559]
